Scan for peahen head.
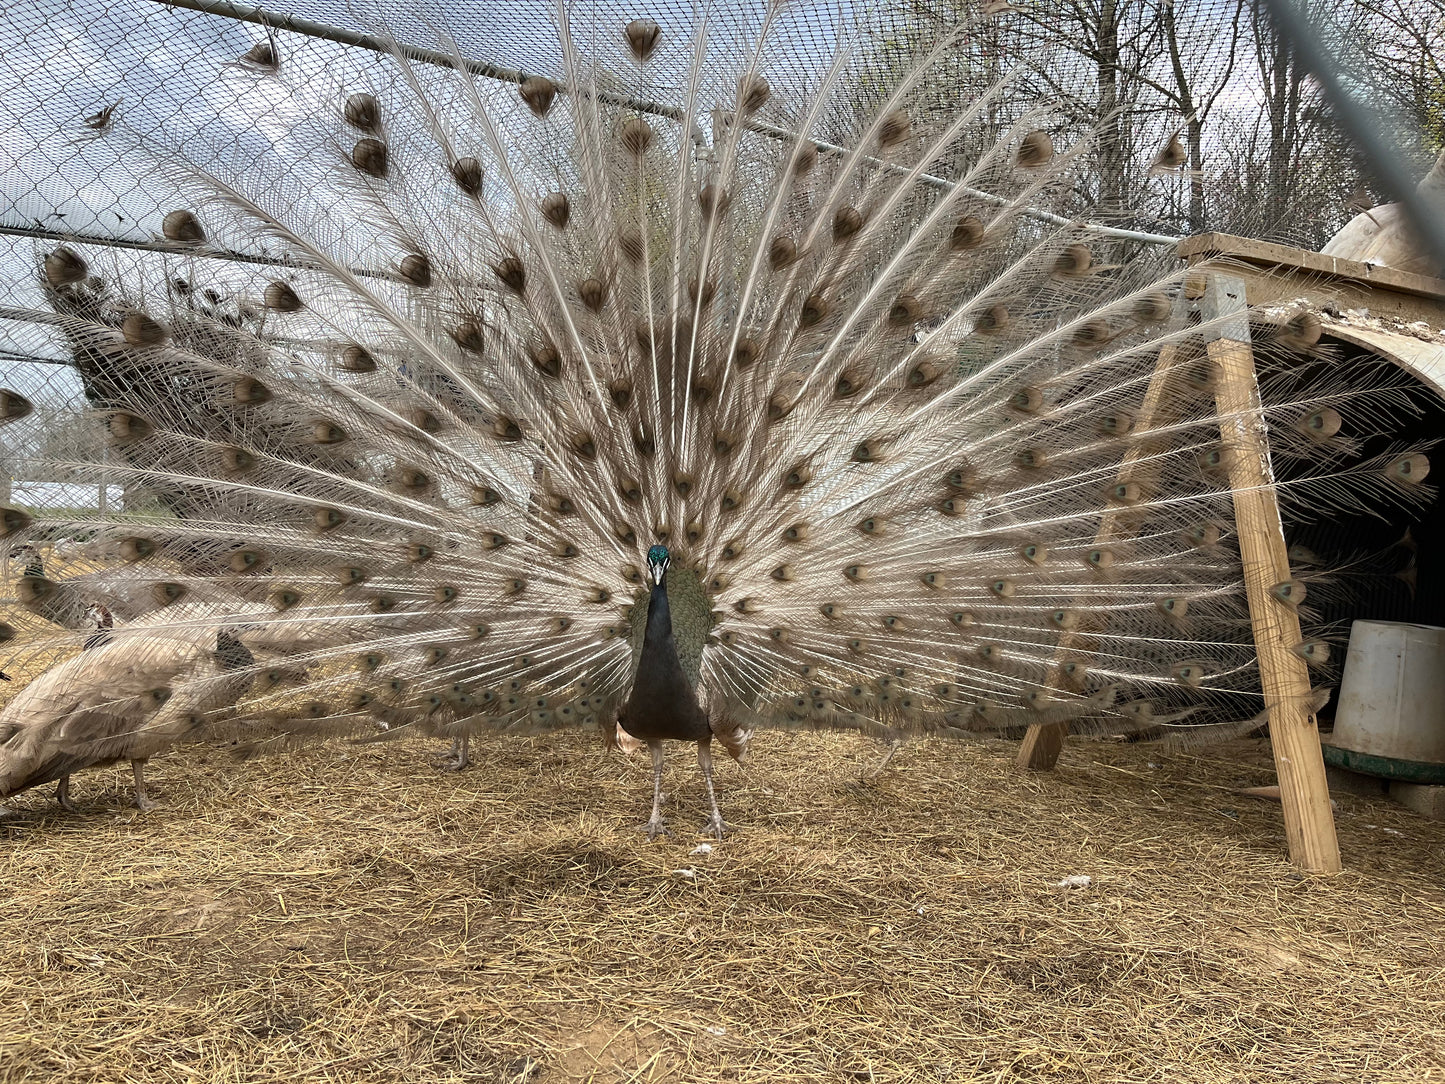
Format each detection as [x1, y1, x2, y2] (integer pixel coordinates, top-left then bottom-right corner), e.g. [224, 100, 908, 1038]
[84, 601, 113, 630]
[646, 544, 670, 585]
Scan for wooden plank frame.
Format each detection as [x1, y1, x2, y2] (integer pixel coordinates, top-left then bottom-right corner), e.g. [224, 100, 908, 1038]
[1177, 232, 1445, 325]
[1016, 269, 1342, 873]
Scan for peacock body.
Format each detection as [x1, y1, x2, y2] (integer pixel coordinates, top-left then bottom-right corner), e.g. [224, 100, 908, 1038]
[0, 3, 1434, 829]
[621, 545, 745, 837]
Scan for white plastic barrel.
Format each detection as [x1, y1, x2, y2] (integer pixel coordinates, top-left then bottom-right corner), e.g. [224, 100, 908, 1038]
[1331, 620, 1445, 765]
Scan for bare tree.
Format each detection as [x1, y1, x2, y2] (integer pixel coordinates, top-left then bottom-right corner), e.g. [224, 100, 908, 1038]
[1158, 0, 1245, 232]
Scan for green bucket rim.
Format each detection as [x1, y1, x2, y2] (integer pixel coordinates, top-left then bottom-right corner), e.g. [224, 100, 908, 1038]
[1321, 743, 1445, 785]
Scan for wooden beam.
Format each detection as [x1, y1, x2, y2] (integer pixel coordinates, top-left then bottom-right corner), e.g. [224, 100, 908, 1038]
[1178, 232, 1445, 302]
[1017, 334, 1185, 771]
[1177, 232, 1445, 326]
[1203, 272, 1342, 874]
[1015, 709, 1068, 771]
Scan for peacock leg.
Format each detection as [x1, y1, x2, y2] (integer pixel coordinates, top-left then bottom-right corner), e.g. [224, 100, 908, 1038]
[55, 776, 79, 813]
[644, 741, 667, 840]
[863, 738, 905, 781]
[435, 735, 470, 772]
[696, 741, 728, 839]
[131, 759, 157, 811]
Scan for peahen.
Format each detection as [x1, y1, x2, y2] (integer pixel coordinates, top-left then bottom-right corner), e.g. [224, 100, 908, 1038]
[0, 618, 255, 812]
[0, 5, 1435, 833]
[6, 542, 202, 631]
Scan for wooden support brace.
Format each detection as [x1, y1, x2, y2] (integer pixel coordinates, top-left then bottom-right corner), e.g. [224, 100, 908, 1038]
[1015, 709, 1067, 772]
[1015, 268, 1341, 871]
[1204, 272, 1341, 873]
[1018, 329, 1187, 771]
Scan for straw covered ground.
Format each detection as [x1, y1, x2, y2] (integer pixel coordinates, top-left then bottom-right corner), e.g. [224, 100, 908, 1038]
[1, 726, 1443, 1084]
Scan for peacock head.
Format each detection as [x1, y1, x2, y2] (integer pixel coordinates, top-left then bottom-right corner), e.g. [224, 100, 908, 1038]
[646, 544, 670, 585]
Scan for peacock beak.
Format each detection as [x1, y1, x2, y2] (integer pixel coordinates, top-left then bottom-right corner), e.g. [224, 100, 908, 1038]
[649, 559, 668, 585]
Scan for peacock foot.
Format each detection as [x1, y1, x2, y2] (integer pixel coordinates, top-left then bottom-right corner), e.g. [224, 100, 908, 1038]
[703, 815, 729, 841]
[643, 815, 668, 841]
[434, 738, 470, 772]
[130, 761, 158, 812]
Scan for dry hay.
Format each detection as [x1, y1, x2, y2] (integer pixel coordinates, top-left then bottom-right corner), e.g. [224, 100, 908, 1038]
[0, 728, 1442, 1084]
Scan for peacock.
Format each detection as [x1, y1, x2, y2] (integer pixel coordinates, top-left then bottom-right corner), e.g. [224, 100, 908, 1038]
[0, 4, 1435, 834]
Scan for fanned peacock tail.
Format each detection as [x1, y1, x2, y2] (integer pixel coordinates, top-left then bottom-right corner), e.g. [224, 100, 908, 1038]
[1, 4, 1436, 798]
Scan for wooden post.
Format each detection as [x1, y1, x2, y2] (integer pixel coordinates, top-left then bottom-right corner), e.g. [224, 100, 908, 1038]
[1203, 272, 1341, 873]
[1015, 706, 1067, 771]
[1018, 324, 1187, 770]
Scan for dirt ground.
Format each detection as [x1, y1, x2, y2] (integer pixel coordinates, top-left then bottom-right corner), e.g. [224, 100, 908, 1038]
[0, 729, 1442, 1083]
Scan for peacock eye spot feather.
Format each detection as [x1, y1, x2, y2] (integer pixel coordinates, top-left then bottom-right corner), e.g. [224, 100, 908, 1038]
[33, 21, 1438, 832]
